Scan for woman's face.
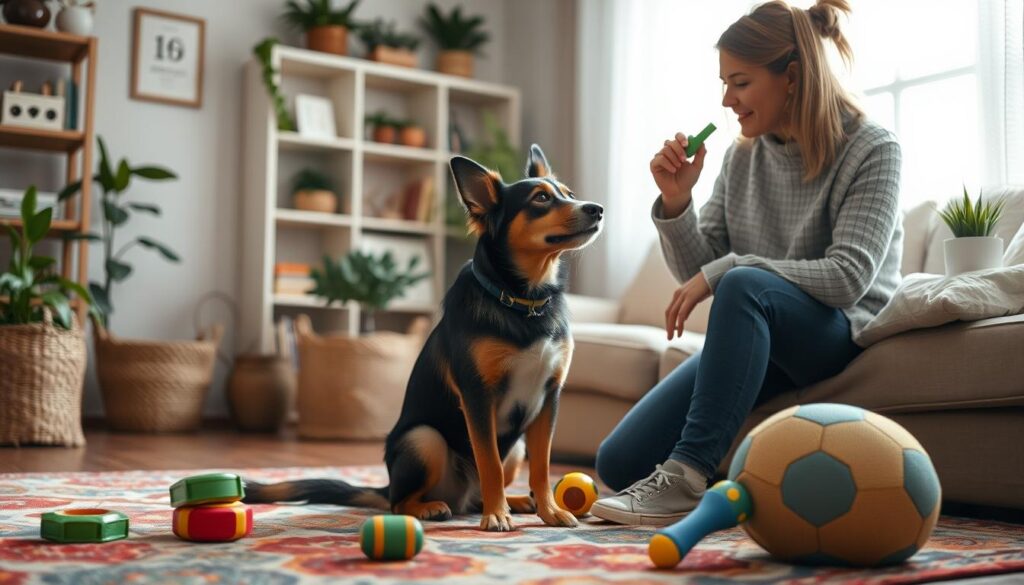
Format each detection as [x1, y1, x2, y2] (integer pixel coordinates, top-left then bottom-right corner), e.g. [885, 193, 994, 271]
[719, 50, 796, 139]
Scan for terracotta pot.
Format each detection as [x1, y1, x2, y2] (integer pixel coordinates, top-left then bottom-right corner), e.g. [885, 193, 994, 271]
[437, 50, 474, 78]
[2, 0, 51, 28]
[372, 126, 396, 144]
[306, 25, 348, 56]
[370, 46, 417, 68]
[293, 190, 337, 213]
[227, 354, 295, 432]
[398, 126, 427, 148]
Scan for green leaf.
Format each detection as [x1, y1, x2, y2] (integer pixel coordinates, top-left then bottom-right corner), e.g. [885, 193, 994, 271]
[137, 237, 181, 262]
[28, 256, 56, 271]
[128, 203, 161, 216]
[27, 207, 52, 244]
[103, 201, 130, 226]
[58, 278, 93, 305]
[41, 291, 72, 329]
[57, 180, 83, 202]
[131, 166, 177, 180]
[63, 232, 102, 242]
[106, 259, 133, 282]
[97, 137, 116, 191]
[115, 159, 132, 192]
[20, 186, 37, 224]
[89, 282, 111, 316]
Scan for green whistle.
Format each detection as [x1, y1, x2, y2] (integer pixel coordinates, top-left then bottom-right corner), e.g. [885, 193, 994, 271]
[686, 123, 716, 157]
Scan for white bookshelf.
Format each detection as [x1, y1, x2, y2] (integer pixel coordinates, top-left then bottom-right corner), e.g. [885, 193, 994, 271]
[241, 45, 520, 352]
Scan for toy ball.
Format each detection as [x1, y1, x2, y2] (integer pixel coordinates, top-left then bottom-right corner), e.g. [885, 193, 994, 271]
[360, 515, 424, 561]
[553, 472, 599, 517]
[651, 403, 941, 568]
[173, 501, 253, 542]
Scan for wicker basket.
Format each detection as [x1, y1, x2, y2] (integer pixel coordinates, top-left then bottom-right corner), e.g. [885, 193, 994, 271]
[94, 319, 223, 432]
[0, 314, 87, 447]
[294, 314, 427, 439]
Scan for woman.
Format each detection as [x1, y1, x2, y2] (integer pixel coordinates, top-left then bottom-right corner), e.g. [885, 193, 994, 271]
[591, 0, 903, 526]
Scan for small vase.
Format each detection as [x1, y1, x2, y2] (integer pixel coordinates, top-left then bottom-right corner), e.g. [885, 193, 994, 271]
[306, 25, 348, 55]
[56, 5, 94, 36]
[943, 237, 1004, 276]
[437, 50, 474, 78]
[399, 126, 427, 148]
[2, 0, 51, 28]
[372, 126, 396, 144]
[293, 190, 337, 214]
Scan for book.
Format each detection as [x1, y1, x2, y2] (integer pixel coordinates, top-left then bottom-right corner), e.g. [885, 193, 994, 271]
[274, 262, 312, 277]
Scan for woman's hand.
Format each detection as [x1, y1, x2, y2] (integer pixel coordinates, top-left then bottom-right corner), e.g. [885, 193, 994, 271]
[665, 272, 711, 340]
[650, 132, 707, 218]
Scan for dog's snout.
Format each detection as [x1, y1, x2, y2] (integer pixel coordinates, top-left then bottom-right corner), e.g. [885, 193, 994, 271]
[582, 203, 603, 219]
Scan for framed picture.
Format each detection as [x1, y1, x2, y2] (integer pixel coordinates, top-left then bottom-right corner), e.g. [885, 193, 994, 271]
[295, 94, 337, 139]
[131, 8, 205, 108]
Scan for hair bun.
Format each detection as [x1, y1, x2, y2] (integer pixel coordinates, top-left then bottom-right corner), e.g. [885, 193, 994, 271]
[807, 1, 843, 40]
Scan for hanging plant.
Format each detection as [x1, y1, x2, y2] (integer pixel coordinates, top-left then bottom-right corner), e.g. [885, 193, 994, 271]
[253, 37, 296, 132]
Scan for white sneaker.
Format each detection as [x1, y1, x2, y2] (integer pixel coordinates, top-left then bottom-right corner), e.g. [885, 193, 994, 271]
[590, 464, 706, 526]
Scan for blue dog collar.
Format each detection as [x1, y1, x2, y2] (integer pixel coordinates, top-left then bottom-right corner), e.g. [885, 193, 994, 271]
[470, 261, 551, 318]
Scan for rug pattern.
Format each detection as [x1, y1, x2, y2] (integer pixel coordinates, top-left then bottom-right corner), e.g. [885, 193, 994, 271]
[1, 466, 1023, 584]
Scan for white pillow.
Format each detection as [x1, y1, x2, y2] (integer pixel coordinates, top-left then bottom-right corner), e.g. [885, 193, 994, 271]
[855, 264, 1024, 346]
[1006, 221, 1024, 267]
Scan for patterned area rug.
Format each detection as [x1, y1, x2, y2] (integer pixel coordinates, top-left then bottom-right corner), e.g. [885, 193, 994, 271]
[2, 466, 1023, 584]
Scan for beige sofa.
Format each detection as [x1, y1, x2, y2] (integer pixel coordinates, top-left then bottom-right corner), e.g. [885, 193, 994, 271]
[555, 189, 1024, 510]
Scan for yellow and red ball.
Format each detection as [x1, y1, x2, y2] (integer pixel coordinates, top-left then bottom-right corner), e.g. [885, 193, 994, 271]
[553, 472, 600, 517]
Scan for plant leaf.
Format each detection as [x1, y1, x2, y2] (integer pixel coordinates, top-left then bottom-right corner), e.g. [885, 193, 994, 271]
[106, 259, 132, 282]
[89, 282, 112, 317]
[27, 208, 52, 244]
[20, 185, 37, 224]
[41, 291, 72, 329]
[137, 237, 181, 262]
[131, 166, 177, 180]
[128, 203, 161, 215]
[115, 159, 132, 191]
[97, 137, 116, 191]
[28, 256, 56, 271]
[103, 201, 130, 226]
[58, 278, 93, 305]
[57, 180, 83, 202]
[64, 232, 102, 242]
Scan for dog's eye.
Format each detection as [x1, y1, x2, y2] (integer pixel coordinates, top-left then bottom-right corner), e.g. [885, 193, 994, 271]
[533, 192, 552, 203]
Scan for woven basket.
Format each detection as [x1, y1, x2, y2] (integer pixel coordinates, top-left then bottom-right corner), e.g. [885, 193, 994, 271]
[295, 314, 427, 439]
[0, 313, 87, 447]
[94, 319, 223, 432]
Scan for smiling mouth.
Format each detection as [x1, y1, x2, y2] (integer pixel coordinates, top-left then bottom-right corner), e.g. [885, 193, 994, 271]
[737, 111, 752, 121]
[545, 225, 600, 244]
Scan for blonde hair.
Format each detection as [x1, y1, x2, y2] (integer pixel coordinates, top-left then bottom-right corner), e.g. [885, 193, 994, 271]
[717, 0, 863, 181]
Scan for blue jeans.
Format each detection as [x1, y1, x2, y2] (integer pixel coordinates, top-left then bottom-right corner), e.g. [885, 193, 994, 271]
[595, 267, 862, 491]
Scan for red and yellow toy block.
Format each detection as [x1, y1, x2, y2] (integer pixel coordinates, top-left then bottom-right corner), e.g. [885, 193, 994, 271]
[172, 501, 253, 542]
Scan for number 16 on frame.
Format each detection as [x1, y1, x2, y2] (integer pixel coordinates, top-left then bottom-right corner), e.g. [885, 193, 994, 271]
[131, 8, 206, 108]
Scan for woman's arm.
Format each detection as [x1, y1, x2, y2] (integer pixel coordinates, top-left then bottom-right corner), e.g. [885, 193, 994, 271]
[703, 140, 902, 308]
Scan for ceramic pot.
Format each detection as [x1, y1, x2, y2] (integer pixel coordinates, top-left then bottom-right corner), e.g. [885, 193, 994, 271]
[2, 0, 51, 28]
[56, 5, 94, 35]
[370, 46, 417, 68]
[437, 50, 473, 78]
[306, 25, 348, 55]
[227, 354, 295, 432]
[372, 125, 396, 143]
[293, 190, 337, 214]
[944, 237, 1004, 276]
[399, 126, 427, 148]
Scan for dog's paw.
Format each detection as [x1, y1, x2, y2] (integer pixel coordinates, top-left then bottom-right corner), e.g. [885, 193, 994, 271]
[480, 510, 515, 532]
[416, 501, 453, 521]
[507, 495, 536, 514]
[538, 505, 578, 528]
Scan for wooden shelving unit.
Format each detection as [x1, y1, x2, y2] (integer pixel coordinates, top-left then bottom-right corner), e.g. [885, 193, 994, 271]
[241, 45, 519, 351]
[0, 24, 97, 323]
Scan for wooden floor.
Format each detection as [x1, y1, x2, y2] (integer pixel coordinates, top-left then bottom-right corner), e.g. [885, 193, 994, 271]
[0, 425, 387, 473]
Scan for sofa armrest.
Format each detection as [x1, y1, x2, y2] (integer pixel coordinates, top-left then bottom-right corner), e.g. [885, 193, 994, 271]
[565, 293, 622, 324]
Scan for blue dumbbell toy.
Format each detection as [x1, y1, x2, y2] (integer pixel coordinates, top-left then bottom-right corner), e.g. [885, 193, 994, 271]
[648, 480, 751, 569]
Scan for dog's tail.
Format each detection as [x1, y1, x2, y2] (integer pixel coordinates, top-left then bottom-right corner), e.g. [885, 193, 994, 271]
[242, 478, 390, 510]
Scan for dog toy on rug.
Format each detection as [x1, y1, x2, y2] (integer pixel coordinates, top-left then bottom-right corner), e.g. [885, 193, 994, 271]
[40, 509, 130, 543]
[360, 515, 424, 561]
[171, 472, 253, 542]
[650, 403, 942, 569]
[553, 472, 600, 517]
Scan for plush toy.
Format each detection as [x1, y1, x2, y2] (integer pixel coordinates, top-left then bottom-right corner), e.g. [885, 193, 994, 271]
[650, 403, 941, 568]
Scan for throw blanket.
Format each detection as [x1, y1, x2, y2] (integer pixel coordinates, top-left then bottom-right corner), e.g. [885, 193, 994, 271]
[855, 264, 1024, 346]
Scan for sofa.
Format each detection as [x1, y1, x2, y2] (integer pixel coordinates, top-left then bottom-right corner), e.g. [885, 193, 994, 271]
[555, 187, 1024, 510]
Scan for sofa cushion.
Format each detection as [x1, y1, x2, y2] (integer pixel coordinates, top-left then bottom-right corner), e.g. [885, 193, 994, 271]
[659, 332, 706, 380]
[1006, 219, 1024, 266]
[567, 323, 671, 401]
[619, 241, 713, 334]
[901, 201, 938, 275]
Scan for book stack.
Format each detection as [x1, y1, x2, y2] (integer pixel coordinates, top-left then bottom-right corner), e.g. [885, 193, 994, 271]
[400, 176, 435, 222]
[273, 262, 314, 296]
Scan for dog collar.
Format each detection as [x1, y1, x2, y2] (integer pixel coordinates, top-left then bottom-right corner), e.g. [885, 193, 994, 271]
[470, 261, 551, 318]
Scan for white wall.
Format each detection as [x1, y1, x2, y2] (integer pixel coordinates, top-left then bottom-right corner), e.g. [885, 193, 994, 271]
[1, 0, 519, 418]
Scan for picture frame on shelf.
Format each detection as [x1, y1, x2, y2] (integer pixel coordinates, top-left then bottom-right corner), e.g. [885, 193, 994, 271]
[295, 94, 338, 140]
[131, 8, 206, 108]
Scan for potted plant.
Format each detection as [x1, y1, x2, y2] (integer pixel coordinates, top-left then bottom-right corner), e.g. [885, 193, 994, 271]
[939, 186, 1006, 276]
[394, 118, 428, 148]
[291, 169, 338, 213]
[253, 38, 297, 132]
[419, 3, 490, 78]
[309, 249, 430, 333]
[365, 110, 398, 143]
[282, 0, 361, 56]
[296, 249, 430, 439]
[58, 137, 222, 433]
[1, 187, 94, 446]
[356, 18, 420, 68]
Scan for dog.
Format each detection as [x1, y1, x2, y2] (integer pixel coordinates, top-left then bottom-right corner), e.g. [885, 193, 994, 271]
[243, 144, 603, 531]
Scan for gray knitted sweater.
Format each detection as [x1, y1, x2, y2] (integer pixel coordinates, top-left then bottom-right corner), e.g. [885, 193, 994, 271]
[651, 117, 903, 345]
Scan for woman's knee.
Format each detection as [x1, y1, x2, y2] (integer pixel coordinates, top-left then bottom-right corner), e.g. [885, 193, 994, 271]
[595, 438, 632, 492]
[715, 267, 779, 304]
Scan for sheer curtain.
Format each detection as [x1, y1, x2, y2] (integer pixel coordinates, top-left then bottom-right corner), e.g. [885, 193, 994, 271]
[574, 0, 1024, 299]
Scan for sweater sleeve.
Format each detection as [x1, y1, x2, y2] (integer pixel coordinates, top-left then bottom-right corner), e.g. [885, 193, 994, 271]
[724, 139, 902, 308]
[651, 146, 732, 284]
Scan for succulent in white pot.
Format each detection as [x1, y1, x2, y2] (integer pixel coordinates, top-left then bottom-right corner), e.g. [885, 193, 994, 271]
[939, 186, 1005, 276]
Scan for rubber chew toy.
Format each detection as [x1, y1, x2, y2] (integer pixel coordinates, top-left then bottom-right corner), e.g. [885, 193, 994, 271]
[553, 472, 600, 517]
[169, 473, 245, 508]
[40, 508, 130, 543]
[360, 515, 424, 561]
[649, 480, 751, 569]
[686, 123, 717, 157]
[173, 501, 253, 542]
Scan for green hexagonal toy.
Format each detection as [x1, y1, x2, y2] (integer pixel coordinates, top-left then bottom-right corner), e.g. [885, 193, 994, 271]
[41, 509, 130, 543]
[169, 472, 245, 508]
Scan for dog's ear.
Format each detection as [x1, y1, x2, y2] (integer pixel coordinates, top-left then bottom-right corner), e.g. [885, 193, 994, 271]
[526, 144, 552, 178]
[450, 156, 503, 229]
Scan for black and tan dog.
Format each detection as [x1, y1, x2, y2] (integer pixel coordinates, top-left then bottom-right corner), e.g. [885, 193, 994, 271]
[244, 145, 603, 531]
